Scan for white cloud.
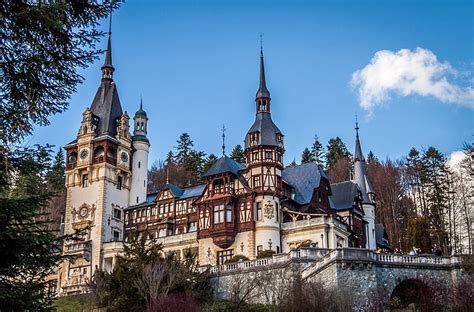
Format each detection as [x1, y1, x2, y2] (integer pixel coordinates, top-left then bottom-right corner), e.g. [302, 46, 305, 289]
[351, 48, 474, 112]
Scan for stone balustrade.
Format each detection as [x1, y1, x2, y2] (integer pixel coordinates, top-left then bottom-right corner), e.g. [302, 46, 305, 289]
[200, 247, 461, 276]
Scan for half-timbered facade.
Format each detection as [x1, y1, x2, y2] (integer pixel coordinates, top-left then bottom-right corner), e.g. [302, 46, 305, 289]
[122, 47, 377, 266]
[59, 27, 381, 295]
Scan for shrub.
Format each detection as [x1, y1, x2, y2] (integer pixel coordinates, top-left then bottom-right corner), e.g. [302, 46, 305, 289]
[256, 250, 275, 259]
[225, 255, 250, 264]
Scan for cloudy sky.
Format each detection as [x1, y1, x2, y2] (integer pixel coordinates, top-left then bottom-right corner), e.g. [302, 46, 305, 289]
[29, 0, 473, 165]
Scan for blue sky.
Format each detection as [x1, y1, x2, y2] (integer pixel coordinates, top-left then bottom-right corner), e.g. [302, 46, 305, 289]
[29, 0, 473, 165]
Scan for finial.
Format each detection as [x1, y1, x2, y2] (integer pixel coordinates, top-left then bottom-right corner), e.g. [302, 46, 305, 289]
[221, 124, 226, 156]
[108, 13, 112, 35]
[166, 166, 169, 184]
[140, 95, 143, 110]
[260, 33, 263, 56]
[355, 112, 359, 132]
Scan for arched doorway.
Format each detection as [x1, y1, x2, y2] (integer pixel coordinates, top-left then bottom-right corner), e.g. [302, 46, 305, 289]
[390, 279, 431, 311]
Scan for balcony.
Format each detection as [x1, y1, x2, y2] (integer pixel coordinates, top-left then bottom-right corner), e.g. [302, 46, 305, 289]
[64, 240, 92, 260]
[210, 223, 236, 249]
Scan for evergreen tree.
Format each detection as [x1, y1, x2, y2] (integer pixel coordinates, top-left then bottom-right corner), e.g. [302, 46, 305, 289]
[310, 134, 325, 165]
[185, 150, 206, 181]
[367, 150, 378, 164]
[46, 148, 65, 190]
[288, 159, 297, 167]
[301, 148, 313, 164]
[406, 217, 432, 253]
[165, 150, 175, 166]
[325, 137, 351, 169]
[203, 154, 218, 174]
[422, 147, 450, 253]
[230, 144, 245, 164]
[0, 146, 80, 310]
[175, 133, 194, 166]
[1, 0, 121, 146]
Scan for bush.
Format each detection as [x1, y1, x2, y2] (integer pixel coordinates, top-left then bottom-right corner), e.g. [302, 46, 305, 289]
[256, 250, 275, 259]
[225, 255, 250, 264]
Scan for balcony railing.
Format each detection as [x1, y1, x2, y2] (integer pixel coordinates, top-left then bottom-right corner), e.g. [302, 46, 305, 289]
[64, 240, 92, 259]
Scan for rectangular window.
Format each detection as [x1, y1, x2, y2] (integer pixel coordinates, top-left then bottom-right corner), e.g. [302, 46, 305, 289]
[276, 246, 280, 253]
[253, 176, 260, 188]
[252, 151, 259, 161]
[113, 208, 122, 220]
[188, 222, 197, 232]
[159, 204, 164, 214]
[256, 202, 262, 221]
[117, 176, 122, 190]
[214, 204, 225, 224]
[226, 204, 232, 223]
[136, 196, 139, 203]
[265, 151, 273, 160]
[82, 174, 88, 187]
[138, 161, 141, 168]
[113, 230, 120, 242]
[217, 249, 234, 265]
[257, 245, 263, 255]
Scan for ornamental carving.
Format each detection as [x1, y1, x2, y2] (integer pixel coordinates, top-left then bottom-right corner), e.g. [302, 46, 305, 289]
[264, 201, 274, 219]
[71, 203, 96, 226]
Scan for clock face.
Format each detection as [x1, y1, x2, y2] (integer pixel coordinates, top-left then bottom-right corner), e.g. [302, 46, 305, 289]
[80, 149, 89, 159]
[68, 154, 77, 163]
[79, 206, 88, 218]
[121, 151, 129, 162]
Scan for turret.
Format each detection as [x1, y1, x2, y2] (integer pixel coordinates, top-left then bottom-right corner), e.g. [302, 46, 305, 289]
[243, 44, 284, 257]
[130, 98, 150, 205]
[353, 121, 376, 250]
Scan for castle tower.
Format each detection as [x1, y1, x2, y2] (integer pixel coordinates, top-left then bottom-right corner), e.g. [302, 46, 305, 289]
[353, 122, 376, 250]
[129, 98, 150, 205]
[244, 46, 285, 255]
[60, 19, 132, 294]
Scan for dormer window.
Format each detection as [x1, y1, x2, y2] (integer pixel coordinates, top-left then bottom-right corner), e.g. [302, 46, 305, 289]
[213, 179, 224, 194]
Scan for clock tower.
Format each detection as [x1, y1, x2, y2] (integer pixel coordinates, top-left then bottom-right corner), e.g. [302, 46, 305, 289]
[59, 22, 133, 294]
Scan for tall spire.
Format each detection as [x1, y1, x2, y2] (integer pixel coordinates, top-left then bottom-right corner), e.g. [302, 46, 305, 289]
[354, 113, 364, 161]
[256, 34, 270, 101]
[101, 14, 114, 81]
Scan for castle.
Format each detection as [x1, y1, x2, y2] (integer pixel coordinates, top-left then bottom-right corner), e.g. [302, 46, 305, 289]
[57, 27, 386, 295]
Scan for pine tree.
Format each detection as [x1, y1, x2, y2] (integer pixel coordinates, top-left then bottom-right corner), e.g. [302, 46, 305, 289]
[367, 150, 378, 164]
[288, 159, 297, 167]
[230, 145, 245, 164]
[165, 150, 175, 166]
[203, 154, 218, 174]
[310, 134, 325, 165]
[422, 147, 450, 254]
[325, 137, 351, 169]
[406, 217, 432, 253]
[47, 148, 65, 190]
[0, 146, 80, 310]
[184, 150, 206, 182]
[175, 133, 194, 166]
[301, 148, 313, 164]
[1, 1, 121, 146]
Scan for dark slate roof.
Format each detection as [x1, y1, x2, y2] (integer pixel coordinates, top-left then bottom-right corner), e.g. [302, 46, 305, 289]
[245, 112, 282, 148]
[146, 192, 158, 204]
[90, 81, 123, 136]
[164, 183, 184, 197]
[180, 184, 206, 199]
[375, 224, 391, 250]
[330, 181, 358, 211]
[256, 49, 270, 99]
[202, 156, 244, 178]
[282, 163, 327, 205]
